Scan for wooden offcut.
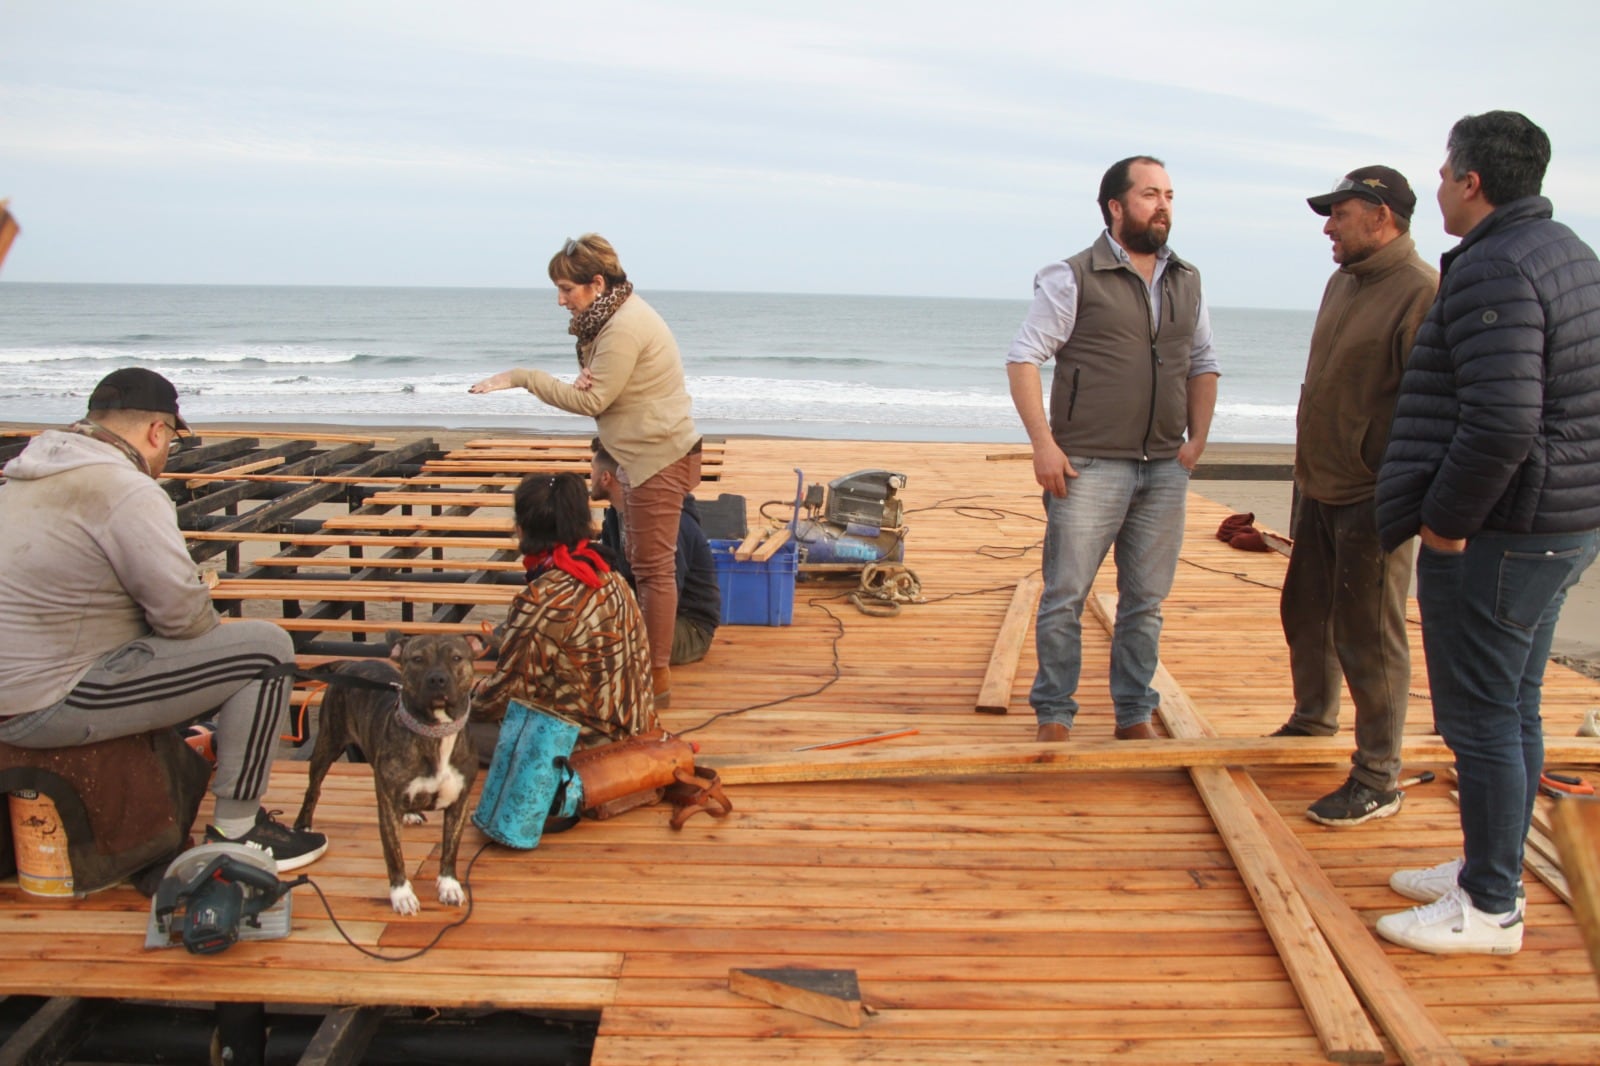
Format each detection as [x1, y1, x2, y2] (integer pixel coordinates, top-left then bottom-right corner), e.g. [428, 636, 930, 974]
[728, 967, 863, 1028]
[975, 570, 1042, 714]
[1550, 797, 1600, 989]
[733, 527, 769, 561]
[750, 527, 792, 562]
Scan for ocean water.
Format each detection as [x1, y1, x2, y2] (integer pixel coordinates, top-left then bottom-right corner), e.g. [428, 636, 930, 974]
[0, 283, 1307, 443]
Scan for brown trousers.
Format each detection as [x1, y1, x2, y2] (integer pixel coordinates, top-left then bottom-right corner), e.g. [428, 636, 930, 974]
[1279, 493, 1415, 790]
[620, 447, 703, 669]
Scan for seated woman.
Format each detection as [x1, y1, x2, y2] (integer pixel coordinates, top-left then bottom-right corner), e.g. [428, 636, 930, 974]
[474, 473, 659, 754]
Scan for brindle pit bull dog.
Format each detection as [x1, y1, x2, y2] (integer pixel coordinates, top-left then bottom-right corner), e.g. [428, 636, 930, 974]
[295, 633, 483, 915]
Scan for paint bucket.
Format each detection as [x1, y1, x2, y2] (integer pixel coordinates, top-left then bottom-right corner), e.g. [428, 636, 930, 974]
[8, 789, 76, 898]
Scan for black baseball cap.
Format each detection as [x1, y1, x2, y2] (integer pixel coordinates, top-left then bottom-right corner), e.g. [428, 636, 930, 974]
[87, 368, 190, 432]
[1307, 165, 1417, 221]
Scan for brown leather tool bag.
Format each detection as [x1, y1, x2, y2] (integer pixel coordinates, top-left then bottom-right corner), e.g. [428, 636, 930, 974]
[569, 730, 732, 827]
[570, 730, 695, 819]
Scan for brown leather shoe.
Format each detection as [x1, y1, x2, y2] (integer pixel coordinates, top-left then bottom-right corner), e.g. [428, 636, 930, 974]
[1114, 721, 1160, 740]
[652, 665, 673, 710]
[1035, 722, 1070, 742]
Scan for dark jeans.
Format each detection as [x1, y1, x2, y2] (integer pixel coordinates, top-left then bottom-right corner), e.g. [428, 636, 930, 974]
[1416, 529, 1598, 914]
[1279, 495, 1414, 789]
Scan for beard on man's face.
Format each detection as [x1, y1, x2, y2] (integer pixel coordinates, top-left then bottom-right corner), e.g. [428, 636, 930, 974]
[1119, 211, 1170, 255]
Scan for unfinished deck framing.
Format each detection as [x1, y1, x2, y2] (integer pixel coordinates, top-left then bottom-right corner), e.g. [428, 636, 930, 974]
[2, 432, 1598, 1066]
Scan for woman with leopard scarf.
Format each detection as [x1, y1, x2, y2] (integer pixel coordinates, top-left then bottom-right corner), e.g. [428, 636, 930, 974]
[470, 234, 701, 710]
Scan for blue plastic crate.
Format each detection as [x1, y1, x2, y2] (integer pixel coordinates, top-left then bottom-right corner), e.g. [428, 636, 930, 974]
[709, 537, 798, 626]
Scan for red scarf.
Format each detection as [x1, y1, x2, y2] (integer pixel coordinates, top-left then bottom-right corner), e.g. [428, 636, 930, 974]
[523, 542, 610, 589]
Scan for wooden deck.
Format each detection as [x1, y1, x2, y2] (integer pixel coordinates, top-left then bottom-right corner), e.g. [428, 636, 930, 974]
[3, 433, 1600, 1065]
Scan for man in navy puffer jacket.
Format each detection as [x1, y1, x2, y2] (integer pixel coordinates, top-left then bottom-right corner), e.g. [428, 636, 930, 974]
[1374, 111, 1600, 955]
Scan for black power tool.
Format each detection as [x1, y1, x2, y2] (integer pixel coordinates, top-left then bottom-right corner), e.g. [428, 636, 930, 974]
[151, 850, 303, 955]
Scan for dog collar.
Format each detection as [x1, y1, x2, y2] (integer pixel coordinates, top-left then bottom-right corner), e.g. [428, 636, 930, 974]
[393, 697, 470, 739]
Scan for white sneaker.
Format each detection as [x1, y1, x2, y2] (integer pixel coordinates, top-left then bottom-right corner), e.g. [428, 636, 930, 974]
[1389, 856, 1526, 916]
[1390, 857, 1464, 902]
[1376, 885, 1523, 955]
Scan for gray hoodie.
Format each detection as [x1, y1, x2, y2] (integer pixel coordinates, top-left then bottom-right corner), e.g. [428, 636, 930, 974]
[0, 429, 217, 715]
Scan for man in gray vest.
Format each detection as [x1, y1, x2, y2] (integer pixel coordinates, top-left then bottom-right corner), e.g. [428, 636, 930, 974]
[1006, 155, 1220, 742]
[1274, 167, 1438, 828]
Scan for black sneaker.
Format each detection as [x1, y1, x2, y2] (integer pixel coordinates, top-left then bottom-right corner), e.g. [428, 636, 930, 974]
[1268, 721, 1316, 737]
[204, 808, 329, 872]
[1306, 776, 1402, 827]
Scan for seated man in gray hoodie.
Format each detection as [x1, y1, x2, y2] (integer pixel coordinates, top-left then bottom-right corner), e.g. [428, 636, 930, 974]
[0, 369, 327, 871]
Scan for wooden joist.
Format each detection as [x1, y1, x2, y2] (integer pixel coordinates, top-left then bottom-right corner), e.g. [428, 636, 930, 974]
[974, 571, 1042, 714]
[698, 735, 1484, 785]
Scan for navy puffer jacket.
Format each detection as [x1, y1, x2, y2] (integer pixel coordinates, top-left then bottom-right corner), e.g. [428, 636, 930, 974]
[1375, 196, 1600, 551]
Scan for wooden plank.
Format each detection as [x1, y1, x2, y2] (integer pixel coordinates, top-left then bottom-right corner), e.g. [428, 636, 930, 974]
[698, 736, 1557, 786]
[1079, 595, 1382, 1063]
[1525, 823, 1575, 906]
[1549, 797, 1600, 990]
[974, 571, 1042, 715]
[751, 528, 792, 563]
[1235, 777, 1467, 1066]
[251, 556, 522, 572]
[1089, 593, 1462, 1066]
[188, 532, 518, 550]
[210, 579, 516, 606]
[733, 528, 768, 562]
[195, 429, 395, 443]
[1188, 765, 1385, 1062]
[224, 616, 484, 635]
[181, 455, 286, 487]
[318, 515, 513, 533]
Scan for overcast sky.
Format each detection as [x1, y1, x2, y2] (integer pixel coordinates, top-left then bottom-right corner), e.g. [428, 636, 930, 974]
[4, 1, 1597, 309]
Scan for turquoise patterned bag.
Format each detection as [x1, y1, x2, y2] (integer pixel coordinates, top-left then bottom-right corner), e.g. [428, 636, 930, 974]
[471, 700, 582, 849]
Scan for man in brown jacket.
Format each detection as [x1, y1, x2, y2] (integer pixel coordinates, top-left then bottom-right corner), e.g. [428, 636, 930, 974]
[1274, 166, 1438, 826]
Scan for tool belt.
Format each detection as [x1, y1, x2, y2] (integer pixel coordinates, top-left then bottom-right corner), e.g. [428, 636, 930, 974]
[568, 730, 733, 829]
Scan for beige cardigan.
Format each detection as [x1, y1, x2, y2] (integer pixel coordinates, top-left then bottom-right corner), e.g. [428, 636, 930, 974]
[512, 295, 698, 486]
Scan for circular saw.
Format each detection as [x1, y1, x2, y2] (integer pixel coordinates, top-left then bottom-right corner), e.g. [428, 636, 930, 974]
[144, 842, 299, 953]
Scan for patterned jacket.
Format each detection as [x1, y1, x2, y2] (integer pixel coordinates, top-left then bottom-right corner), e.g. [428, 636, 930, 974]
[475, 567, 658, 748]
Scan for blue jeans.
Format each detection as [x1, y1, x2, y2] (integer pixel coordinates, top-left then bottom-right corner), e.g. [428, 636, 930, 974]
[1030, 457, 1189, 729]
[1416, 529, 1599, 914]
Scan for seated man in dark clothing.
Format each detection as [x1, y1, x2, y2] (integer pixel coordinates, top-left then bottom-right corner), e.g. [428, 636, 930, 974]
[590, 439, 720, 665]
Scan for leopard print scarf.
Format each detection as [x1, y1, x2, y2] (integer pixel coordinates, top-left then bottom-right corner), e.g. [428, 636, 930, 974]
[568, 280, 634, 361]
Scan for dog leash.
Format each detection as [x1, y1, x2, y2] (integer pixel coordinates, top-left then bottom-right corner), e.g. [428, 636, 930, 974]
[262, 662, 403, 745]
